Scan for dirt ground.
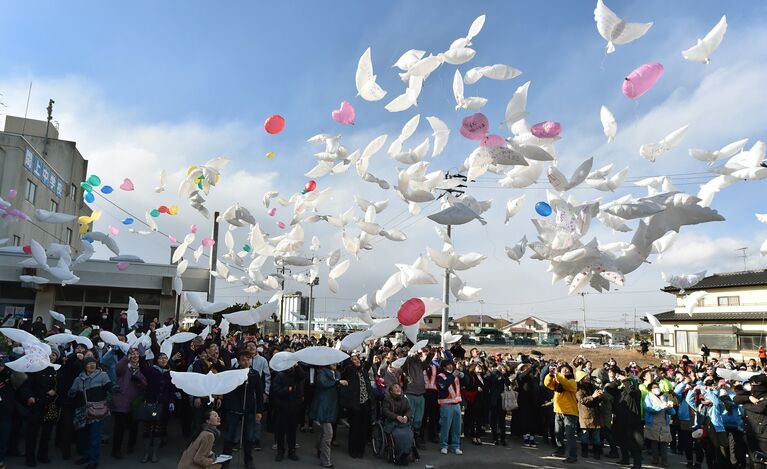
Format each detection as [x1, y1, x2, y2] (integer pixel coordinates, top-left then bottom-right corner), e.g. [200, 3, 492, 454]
[480, 344, 662, 367]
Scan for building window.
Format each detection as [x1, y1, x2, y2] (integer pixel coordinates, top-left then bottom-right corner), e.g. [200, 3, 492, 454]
[655, 333, 673, 347]
[717, 296, 740, 306]
[71, 184, 77, 201]
[675, 331, 699, 353]
[12, 235, 21, 246]
[50, 199, 58, 212]
[25, 179, 37, 203]
[65, 228, 73, 245]
[697, 297, 705, 307]
[740, 335, 764, 351]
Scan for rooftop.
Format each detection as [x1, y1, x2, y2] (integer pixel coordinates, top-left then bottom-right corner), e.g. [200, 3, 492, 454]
[662, 269, 767, 293]
[652, 310, 767, 322]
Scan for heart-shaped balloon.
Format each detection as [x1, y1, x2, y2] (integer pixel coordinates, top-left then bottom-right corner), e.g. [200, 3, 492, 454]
[201, 238, 215, 247]
[460, 113, 489, 140]
[119, 178, 135, 191]
[530, 121, 562, 139]
[481, 134, 506, 148]
[108, 225, 119, 236]
[267, 208, 277, 216]
[116, 261, 129, 271]
[331, 101, 355, 125]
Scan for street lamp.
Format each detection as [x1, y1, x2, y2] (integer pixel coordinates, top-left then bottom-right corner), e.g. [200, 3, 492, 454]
[479, 300, 485, 328]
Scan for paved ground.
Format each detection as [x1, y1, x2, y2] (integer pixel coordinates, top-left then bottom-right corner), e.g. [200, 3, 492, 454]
[6, 423, 689, 469]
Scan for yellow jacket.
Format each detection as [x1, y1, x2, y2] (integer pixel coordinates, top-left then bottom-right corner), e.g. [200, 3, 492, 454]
[544, 373, 578, 416]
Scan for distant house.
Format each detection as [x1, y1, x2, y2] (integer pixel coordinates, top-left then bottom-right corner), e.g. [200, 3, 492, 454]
[421, 313, 510, 332]
[502, 316, 563, 343]
[651, 269, 767, 360]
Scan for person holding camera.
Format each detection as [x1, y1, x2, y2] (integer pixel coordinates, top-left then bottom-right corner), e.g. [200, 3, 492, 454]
[544, 364, 579, 463]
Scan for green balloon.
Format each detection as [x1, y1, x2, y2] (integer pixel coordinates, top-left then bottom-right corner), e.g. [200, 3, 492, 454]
[243, 244, 252, 252]
[80, 182, 93, 192]
[150, 209, 160, 218]
[86, 175, 102, 187]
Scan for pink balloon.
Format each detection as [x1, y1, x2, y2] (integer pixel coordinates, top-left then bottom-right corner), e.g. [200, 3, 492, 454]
[460, 113, 489, 140]
[481, 134, 506, 148]
[331, 101, 355, 125]
[267, 208, 277, 216]
[397, 298, 425, 326]
[108, 225, 119, 236]
[530, 121, 562, 139]
[116, 261, 129, 271]
[190, 224, 198, 234]
[277, 221, 286, 229]
[201, 238, 215, 247]
[168, 235, 177, 243]
[119, 178, 135, 191]
[7, 189, 17, 200]
[623, 63, 664, 99]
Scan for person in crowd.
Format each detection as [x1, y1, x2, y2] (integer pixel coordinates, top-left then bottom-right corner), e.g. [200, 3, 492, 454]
[177, 410, 222, 469]
[57, 343, 87, 460]
[68, 356, 113, 469]
[486, 361, 510, 446]
[0, 356, 16, 469]
[271, 362, 305, 461]
[139, 336, 176, 464]
[449, 341, 465, 360]
[700, 344, 710, 363]
[112, 346, 147, 459]
[599, 374, 620, 458]
[513, 362, 538, 447]
[421, 351, 441, 445]
[382, 383, 417, 466]
[735, 373, 767, 468]
[222, 351, 263, 469]
[461, 362, 483, 445]
[339, 352, 373, 459]
[544, 364, 578, 463]
[30, 317, 47, 340]
[20, 348, 59, 467]
[402, 345, 431, 447]
[575, 370, 602, 460]
[310, 364, 341, 468]
[613, 373, 643, 468]
[244, 340, 270, 451]
[644, 380, 675, 467]
[436, 358, 463, 455]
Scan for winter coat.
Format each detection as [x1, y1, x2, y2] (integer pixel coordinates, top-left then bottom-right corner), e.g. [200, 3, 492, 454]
[734, 388, 767, 444]
[613, 379, 644, 449]
[598, 385, 614, 428]
[340, 362, 373, 411]
[0, 366, 15, 416]
[309, 367, 338, 424]
[223, 366, 264, 416]
[382, 391, 412, 425]
[112, 356, 147, 413]
[513, 365, 539, 432]
[403, 354, 430, 396]
[140, 361, 175, 405]
[544, 373, 578, 416]
[177, 430, 221, 469]
[576, 382, 602, 428]
[270, 366, 305, 411]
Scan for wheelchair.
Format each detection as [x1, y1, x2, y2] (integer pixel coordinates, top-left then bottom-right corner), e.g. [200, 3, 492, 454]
[371, 419, 398, 463]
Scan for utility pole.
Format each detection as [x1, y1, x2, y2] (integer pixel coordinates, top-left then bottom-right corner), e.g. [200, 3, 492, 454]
[277, 265, 287, 336]
[43, 99, 54, 159]
[207, 211, 220, 302]
[436, 171, 468, 348]
[633, 308, 637, 340]
[579, 292, 587, 341]
[479, 300, 485, 328]
[736, 247, 748, 270]
[306, 276, 319, 337]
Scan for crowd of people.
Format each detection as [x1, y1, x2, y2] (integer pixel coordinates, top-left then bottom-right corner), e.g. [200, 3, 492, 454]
[2, 314, 767, 469]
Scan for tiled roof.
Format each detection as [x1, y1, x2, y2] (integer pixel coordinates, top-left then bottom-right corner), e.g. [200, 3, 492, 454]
[651, 310, 767, 322]
[662, 270, 767, 293]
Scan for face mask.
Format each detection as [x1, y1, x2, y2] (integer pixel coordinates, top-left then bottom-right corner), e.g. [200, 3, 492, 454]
[744, 384, 753, 392]
[12, 347, 23, 355]
[257, 347, 264, 353]
[652, 388, 662, 396]
[102, 315, 107, 319]
[97, 342, 105, 349]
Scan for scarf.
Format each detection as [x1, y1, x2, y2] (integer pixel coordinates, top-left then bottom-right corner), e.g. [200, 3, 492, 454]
[152, 364, 170, 375]
[202, 424, 220, 439]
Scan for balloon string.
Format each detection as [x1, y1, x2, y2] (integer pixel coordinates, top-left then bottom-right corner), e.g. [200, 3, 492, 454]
[599, 51, 607, 71]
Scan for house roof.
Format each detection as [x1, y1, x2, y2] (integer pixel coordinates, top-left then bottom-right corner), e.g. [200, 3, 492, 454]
[454, 314, 499, 323]
[505, 327, 535, 333]
[651, 310, 767, 322]
[662, 269, 767, 293]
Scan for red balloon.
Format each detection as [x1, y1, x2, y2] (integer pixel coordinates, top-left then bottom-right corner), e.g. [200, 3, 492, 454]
[264, 114, 286, 134]
[22, 245, 32, 254]
[305, 180, 317, 192]
[397, 298, 425, 326]
[158, 205, 169, 214]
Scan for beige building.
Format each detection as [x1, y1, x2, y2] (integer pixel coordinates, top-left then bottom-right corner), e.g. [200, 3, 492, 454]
[0, 115, 91, 254]
[652, 270, 767, 360]
[502, 316, 563, 342]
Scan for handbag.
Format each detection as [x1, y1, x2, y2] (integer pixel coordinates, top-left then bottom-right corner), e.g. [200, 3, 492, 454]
[501, 388, 519, 412]
[83, 382, 109, 420]
[140, 402, 162, 421]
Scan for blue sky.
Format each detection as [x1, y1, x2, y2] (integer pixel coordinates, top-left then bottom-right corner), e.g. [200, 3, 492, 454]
[2, 1, 767, 326]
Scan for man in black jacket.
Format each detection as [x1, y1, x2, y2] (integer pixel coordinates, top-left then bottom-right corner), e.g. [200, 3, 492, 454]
[222, 351, 264, 469]
[0, 357, 15, 469]
[271, 363, 305, 461]
[734, 373, 767, 466]
[20, 351, 59, 466]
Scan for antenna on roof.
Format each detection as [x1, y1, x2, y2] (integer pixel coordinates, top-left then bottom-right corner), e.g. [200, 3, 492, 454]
[736, 247, 748, 271]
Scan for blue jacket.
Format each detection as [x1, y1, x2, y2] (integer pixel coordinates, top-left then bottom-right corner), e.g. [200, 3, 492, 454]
[309, 367, 339, 424]
[720, 390, 744, 431]
[643, 393, 676, 426]
[690, 390, 726, 432]
[674, 382, 692, 423]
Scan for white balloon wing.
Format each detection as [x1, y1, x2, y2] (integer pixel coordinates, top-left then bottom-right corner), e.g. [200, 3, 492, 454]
[682, 15, 727, 64]
[292, 346, 349, 366]
[170, 369, 249, 398]
[594, 0, 653, 53]
[356, 47, 387, 101]
[600, 105, 617, 143]
[684, 291, 708, 316]
[48, 309, 66, 323]
[0, 327, 40, 345]
[223, 302, 279, 327]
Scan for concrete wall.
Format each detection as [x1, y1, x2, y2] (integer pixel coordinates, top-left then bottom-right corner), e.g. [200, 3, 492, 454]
[672, 285, 767, 314]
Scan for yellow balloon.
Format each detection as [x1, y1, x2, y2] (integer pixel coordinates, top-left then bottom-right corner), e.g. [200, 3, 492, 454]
[169, 204, 179, 215]
[266, 151, 276, 159]
[186, 166, 199, 176]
